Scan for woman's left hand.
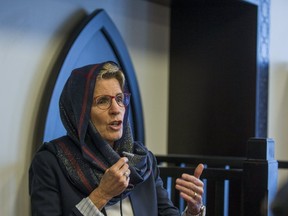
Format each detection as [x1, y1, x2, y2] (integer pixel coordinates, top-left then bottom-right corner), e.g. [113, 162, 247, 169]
[175, 164, 205, 214]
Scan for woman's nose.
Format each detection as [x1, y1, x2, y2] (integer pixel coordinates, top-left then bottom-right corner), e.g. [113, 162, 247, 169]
[109, 98, 121, 113]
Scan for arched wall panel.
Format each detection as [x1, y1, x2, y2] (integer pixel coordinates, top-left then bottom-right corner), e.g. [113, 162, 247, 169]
[43, 9, 144, 144]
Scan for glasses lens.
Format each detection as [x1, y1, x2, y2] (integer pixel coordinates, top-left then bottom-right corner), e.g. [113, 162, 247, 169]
[94, 93, 131, 110]
[116, 93, 130, 107]
[95, 95, 111, 110]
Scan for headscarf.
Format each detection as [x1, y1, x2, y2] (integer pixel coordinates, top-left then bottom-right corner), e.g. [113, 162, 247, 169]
[43, 61, 152, 205]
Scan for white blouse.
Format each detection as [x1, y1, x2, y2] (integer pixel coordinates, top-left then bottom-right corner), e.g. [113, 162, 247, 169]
[105, 196, 133, 215]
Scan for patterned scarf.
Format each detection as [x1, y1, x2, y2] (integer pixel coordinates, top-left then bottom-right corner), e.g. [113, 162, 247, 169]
[42, 62, 152, 205]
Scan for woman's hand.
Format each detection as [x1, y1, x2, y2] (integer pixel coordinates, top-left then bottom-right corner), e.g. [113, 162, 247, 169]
[175, 164, 205, 215]
[89, 157, 130, 209]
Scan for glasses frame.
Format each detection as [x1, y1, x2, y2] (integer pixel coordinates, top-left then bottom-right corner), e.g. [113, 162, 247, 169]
[93, 93, 131, 110]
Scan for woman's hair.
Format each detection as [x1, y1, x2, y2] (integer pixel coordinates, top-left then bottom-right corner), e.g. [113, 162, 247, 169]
[97, 61, 125, 91]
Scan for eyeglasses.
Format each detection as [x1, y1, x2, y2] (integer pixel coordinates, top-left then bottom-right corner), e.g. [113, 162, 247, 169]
[93, 93, 131, 110]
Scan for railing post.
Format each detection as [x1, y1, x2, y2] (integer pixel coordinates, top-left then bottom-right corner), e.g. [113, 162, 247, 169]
[243, 138, 278, 216]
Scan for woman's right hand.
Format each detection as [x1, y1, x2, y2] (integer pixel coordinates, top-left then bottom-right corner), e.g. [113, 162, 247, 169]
[88, 157, 130, 209]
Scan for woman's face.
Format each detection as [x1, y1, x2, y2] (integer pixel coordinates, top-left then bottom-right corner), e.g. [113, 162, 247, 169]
[91, 78, 126, 146]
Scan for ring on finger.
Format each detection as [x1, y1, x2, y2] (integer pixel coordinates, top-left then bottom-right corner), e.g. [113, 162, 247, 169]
[193, 191, 197, 198]
[124, 171, 130, 179]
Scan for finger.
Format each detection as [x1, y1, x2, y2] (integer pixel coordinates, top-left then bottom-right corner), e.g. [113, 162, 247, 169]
[180, 191, 202, 203]
[175, 181, 204, 197]
[178, 173, 204, 187]
[123, 169, 130, 180]
[124, 168, 131, 176]
[194, 163, 204, 179]
[113, 157, 129, 170]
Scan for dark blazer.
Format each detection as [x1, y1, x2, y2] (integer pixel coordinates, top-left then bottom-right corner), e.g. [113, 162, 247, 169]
[29, 149, 180, 216]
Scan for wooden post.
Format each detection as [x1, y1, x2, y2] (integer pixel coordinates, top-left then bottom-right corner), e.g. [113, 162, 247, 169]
[243, 138, 278, 216]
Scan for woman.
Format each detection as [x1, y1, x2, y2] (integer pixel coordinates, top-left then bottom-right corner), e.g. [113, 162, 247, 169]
[29, 61, 205, 216]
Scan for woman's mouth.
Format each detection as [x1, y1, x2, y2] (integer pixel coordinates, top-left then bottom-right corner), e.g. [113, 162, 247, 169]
[109, 120, 122, 130]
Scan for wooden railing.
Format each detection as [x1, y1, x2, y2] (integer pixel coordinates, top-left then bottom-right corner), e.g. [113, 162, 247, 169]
[278, 160, 288, 170]
[156, 138, 279, 216]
